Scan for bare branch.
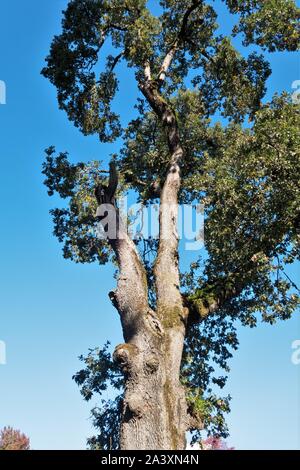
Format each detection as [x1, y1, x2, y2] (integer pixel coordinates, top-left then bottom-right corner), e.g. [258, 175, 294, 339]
[109, 51, 125, 73]
[158, 42, 178, 82]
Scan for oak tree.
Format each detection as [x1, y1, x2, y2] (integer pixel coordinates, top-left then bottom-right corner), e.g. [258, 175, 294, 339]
[42, 0, 300, 449]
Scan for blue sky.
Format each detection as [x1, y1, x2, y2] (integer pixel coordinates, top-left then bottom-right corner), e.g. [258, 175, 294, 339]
[0, 0, 299, 450]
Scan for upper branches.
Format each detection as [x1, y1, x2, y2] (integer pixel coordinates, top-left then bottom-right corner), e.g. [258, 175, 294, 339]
[41, 0, 159, 142]
[42, 0, 300, 145]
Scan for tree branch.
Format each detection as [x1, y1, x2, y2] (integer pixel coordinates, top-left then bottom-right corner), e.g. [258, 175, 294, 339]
[138, 82, 185, 322]
[95, 162, 154, 341]
[109, 51, 125, 73]
[158, 42, 179, 83]
[144, 61, 152, 81]
[158, 0, 203, 82]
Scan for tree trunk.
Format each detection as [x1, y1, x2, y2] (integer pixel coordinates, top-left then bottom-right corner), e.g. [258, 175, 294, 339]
[98, 72, 192, 449]
[114, 318, 188, 450]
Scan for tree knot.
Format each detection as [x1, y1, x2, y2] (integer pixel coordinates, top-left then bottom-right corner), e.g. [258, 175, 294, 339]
[126, 393, 146, 419]
[144, 353, 160, 374]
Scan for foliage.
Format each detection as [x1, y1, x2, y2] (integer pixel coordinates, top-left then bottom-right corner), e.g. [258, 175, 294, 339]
[186, 94, 300, 327]
[0, 427, 30, 451]
[42, 0, 300, 448]
[42, 146, 111, 264]
[225, 0, 300, 52]
[182, 317, 237, 442]
[73, 343, 123, 450]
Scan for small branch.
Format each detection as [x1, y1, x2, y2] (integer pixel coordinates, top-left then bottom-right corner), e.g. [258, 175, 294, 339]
[185, 275, 244, 323]
[109, 51, 125, 73]
[279, 266, 300, 293]
[158, 42, 179, 82]
[109, 24, 128, 32]
[157, 0, 202, 82]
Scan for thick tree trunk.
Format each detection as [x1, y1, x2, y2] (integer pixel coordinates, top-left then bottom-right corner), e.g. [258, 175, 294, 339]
[114, 319, 188, 450]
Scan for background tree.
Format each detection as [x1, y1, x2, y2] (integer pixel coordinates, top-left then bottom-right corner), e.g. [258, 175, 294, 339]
[0, 427, 30, 450]
[42, 0, 300, 450]
[200, 436, 234, 450]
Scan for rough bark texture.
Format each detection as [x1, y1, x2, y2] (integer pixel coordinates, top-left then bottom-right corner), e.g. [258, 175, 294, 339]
[114, 324, 187, 450]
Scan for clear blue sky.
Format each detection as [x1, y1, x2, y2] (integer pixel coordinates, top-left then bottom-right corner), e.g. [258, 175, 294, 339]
[0, 0, 299, 450]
